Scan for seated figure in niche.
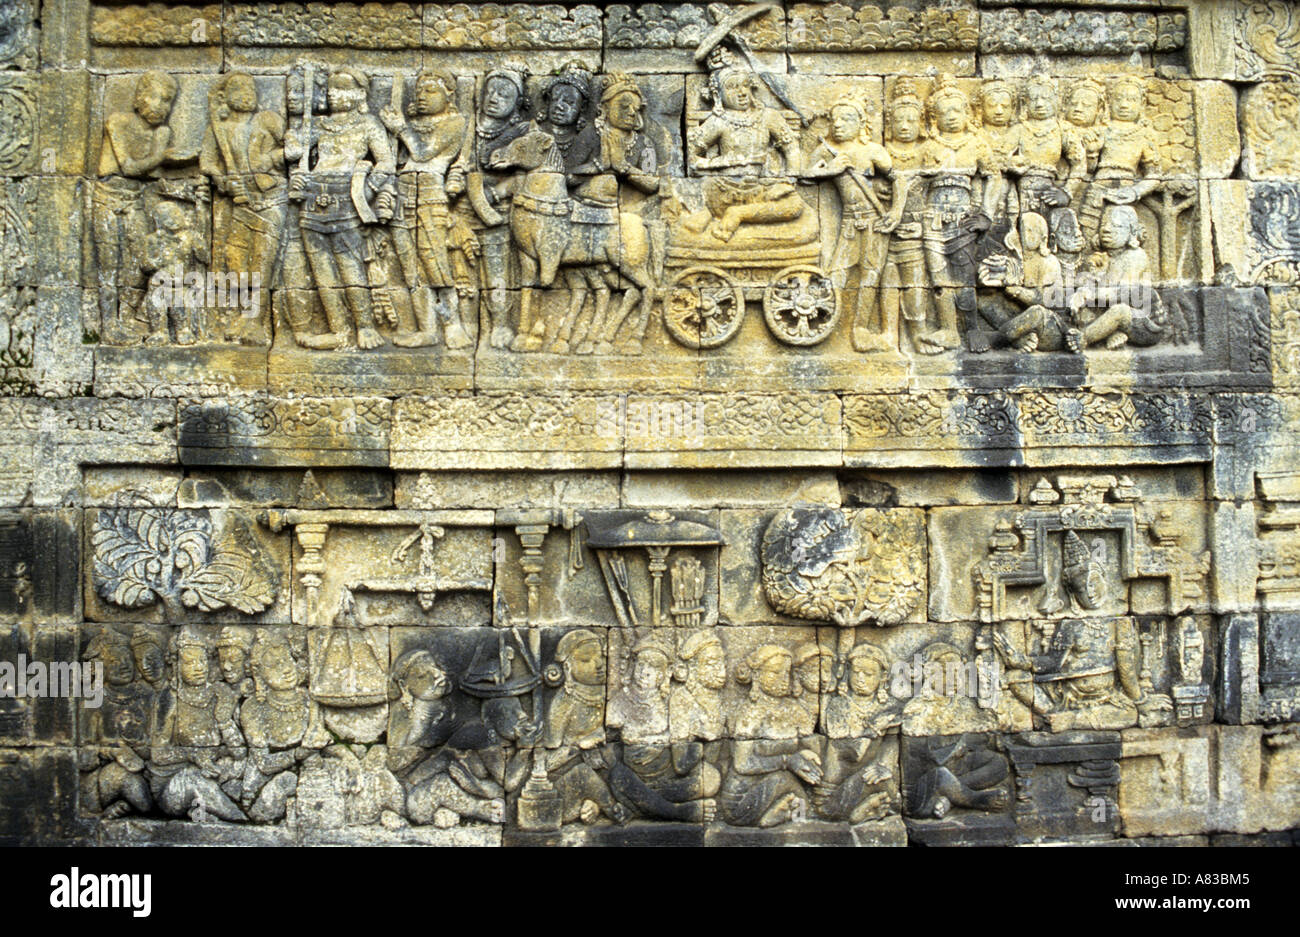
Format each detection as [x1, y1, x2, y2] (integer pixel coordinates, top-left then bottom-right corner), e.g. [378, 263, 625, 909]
[991, 531, 1173, 731]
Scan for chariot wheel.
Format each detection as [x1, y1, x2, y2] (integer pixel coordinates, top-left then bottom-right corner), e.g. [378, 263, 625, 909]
[663, 265, 746, 349]
[763, 266, 839, 346]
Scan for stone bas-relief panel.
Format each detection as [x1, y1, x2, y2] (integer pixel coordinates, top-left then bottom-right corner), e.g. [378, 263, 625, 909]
[69, 4, 1265, 398]
[5, 1, 1300, 849]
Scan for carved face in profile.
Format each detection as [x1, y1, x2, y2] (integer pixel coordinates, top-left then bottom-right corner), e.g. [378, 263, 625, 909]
[414, 76, 449, 117]
[605, 90, 643, 132]
[546, 82, 583, 128]
[829, 104, 864, 144]
[178, 645, 209, 687]
[1024, 83, 1056, 121]
[1066, 87, 1102, 127]
[980, 88, 1014, 128]
[1109, 82, 1144, 122]
[482, 76, 520, 120]
[402, 655, 450, 700]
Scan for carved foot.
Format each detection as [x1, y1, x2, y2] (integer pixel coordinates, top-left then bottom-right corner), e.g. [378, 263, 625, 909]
[1065, 328, 1084, 353]
[927, 328, 960, 351]
[852, 329, 895, 353]
[490, 326, 515, 349]
[443, 322, 473, 350]
[357, 327, 384, 349]
[574, 341, 595, 355]
[548, 339, 570, 355]
[392, 331, 437, 348]
[594, 341, 617, 356]
[1013, 333, 1040, 353]
[1105, 332, 1129, 350]
[298, 331, 349, 351]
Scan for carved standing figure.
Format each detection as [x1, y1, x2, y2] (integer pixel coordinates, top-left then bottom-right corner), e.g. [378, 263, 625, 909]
[285, 67, 396, 350]
[94, 71, 186, 338]
[200, 71, 286, 343]
[802, 95, 897, 352]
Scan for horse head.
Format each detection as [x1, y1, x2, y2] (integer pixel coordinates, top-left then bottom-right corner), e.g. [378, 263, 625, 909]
[489, 124, 565, 173]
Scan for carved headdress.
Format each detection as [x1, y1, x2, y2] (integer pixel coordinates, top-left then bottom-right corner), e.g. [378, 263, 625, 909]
[544, 61, 594, 107]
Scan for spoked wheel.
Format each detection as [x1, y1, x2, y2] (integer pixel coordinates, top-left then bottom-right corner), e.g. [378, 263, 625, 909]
[763, 266, 839, 346]
[663, 266, 746, 349]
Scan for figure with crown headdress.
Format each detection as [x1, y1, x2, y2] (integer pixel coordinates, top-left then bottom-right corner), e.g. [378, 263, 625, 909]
[802, 93, 899, 352]
[379, 70, 477, 350]
[1077, 76, 1162, 250]
[916, 74, 995, 353]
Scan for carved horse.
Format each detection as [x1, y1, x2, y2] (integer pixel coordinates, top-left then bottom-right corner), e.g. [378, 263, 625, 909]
[489, 126, 653, 354]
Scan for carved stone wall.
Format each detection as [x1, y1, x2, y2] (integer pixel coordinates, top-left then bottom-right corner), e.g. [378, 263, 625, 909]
[1, 0, 1298, 846]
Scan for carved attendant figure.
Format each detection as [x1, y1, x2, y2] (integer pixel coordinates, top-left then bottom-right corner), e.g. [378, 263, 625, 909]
[285, 67, 396, 350]
[455, 68, 532, 349]
[380, 71, 476, 349]
[802, 95, 897, 352]
[200, 71, 286, 343]
[94, 71, 186, 337]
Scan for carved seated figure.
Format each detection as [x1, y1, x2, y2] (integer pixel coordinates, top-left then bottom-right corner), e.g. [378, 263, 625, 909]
[974, 212, 1069, 353]
[543, 629, 628, 825]
[386, 649, 507, 827]
[144, 636, 246, 823]
[238, 634, 312, 823]
[606, 639, 719, 823]
[905, 734, 1011, 820]
[679, 65, 813, 247]
[719, 645, 822, 827]
[814, 644, 898, 823]
[1065, 205, 1166, 352]
[992, 534, 1173, 731]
